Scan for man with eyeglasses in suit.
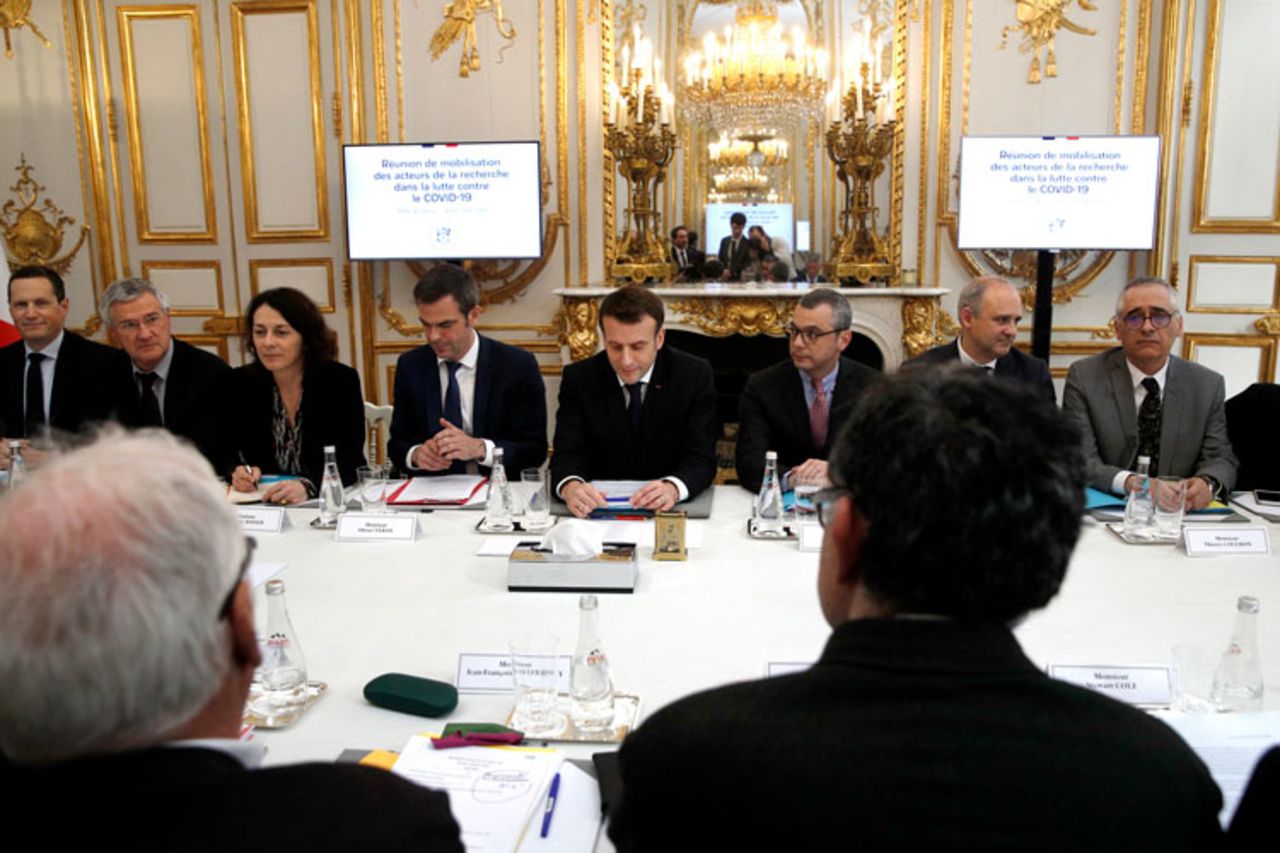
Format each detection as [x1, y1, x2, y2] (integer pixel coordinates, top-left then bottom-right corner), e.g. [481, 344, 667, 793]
[1062, 276, 1237, 509]
[735, 288, 880, 493]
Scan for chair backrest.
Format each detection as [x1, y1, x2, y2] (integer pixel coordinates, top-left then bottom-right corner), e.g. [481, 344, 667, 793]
[1224, 383, 1280, 491]
[363, 401, 394, 465]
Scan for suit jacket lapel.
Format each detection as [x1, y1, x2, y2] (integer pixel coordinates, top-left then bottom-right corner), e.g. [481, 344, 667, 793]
[48, 333, 74, 425]
[472, 335, 491, 435]
[424, 350, 443, 432]
[1107, 350, 1139, 463]
[1159, 357, 1187, 474]
[633, 349, 668, 452]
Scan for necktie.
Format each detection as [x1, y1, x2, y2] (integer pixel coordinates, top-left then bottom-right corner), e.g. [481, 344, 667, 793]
[984, 366, 995, 376]
[626, 382, 644, 433]
[678, 249, 687, 268]
[1136, 377, 1162, 476]
[443, 361, 464, 473]
[24, 352, 46, 438]
[809, 377, 829, 450]
[137, 372, 163, 427]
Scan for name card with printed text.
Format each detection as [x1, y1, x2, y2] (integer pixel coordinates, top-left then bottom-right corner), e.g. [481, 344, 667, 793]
[1047, 664, 1173, 707]
[236, 507, 286, 534]
[455, 652, 572, 694]
[336, 513, 418, 542]
[1184, 527, 1270, 557]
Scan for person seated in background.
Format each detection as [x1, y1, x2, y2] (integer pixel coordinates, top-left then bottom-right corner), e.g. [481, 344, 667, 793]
[388, 264, 546, 477]
[1062, 276, 1236, 509]
[739, 236, 771, 283]
[100, 277, 230, 466]
[669, 225, 704, 282]
[551, 285, 717, 517]
[0, 265, 115, 467]
[0, 430, 463, 851]
[910, 275, 1054, 403]
[792, 257, 828, 285]
[736, 288, 879, 492]
[700, 258, 725, 281]
[769, 260, 791, 284]
[747, 225, 776, 261]
[609, 366, 1223, 850]
[224, 287, 366, 505]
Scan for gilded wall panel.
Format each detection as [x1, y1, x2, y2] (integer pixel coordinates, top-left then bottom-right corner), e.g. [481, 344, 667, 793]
[231, 1, 329, 241]
[1192, 0, 1280, 232]
[1183, 333, 1277, 392]
[1187, 256, 1280, 314]
[138, 259, 224, 316]
[116, 5, 217, 242]
[249, 257, 336, 312]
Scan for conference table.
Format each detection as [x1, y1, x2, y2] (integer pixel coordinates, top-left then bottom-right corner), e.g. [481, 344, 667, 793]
[248, 485, 1280, 843]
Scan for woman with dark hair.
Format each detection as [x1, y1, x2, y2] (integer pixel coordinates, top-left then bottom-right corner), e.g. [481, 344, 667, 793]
[225, 287, 366, 505]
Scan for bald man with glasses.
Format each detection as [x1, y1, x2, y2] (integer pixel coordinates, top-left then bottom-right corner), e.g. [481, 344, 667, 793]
[735, 288, 880, 493]
[1062, 276, 1237, 509]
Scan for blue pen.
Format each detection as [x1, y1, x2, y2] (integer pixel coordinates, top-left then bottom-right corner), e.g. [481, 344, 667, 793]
[604, 496, 631, 504]
[539, 771, 561, 838]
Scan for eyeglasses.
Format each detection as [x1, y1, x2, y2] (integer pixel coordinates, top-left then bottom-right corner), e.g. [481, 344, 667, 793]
[218, 536, 256, 621]
[813, 487, 851, 529]
[785, 324, 847, 344]
[1119, 309, 1176, 330]
[114, 313, 166, 334]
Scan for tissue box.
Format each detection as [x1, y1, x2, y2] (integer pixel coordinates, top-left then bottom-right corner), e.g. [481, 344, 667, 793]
[507, 541, 638, 593]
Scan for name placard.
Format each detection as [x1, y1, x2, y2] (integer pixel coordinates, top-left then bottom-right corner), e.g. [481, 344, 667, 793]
[236, 506, 286, 534]
[1047, 664, 1173, 707]
[455, 652, 572, 694]
[797, 523, 823, 552]
[336, 513, 417, 542]
[1184, 527, 1270, 557]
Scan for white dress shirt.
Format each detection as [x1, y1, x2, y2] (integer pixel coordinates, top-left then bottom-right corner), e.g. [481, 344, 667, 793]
[1109, 359, 1170, 494]
[22, 330, 63, 423]
[406, 333, 495, 472]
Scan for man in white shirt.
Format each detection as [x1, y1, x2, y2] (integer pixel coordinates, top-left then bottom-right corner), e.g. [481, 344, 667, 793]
[1062, 276, 1237, 509]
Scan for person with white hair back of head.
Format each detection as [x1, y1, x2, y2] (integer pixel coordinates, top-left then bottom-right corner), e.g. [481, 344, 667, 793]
[0, 429, 462, 852]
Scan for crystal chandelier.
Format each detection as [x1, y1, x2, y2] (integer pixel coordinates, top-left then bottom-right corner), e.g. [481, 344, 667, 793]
[709, 166, 777, 203]
[707, 132, 790, 169]
[682, 0, 829, 133]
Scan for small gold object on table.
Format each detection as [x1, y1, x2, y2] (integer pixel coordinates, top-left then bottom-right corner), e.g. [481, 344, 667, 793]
[653, 510, 687, 561]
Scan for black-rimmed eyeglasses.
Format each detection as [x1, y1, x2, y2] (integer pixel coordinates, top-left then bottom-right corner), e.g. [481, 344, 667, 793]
[218, 536, 256, 621]
[1119, 308, 1176, 330]
[785, 324, 848, 344]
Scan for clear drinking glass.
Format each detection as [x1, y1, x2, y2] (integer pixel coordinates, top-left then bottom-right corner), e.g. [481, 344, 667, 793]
[1152, 476, 1186, 542]
[509, 632, 565, 737]
[356, 464, 389, 512]
[522, 468, 553, 531]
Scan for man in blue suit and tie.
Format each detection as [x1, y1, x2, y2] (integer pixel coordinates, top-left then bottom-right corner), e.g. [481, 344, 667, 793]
[388, 264, 547, 476]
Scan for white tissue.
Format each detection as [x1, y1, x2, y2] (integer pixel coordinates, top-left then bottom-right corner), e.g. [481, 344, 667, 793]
[538, 519, 604, 557]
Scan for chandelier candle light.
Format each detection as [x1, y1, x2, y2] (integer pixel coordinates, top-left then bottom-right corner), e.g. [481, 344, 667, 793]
[607, 28, 677, 283]
[825, 18, 896, 285]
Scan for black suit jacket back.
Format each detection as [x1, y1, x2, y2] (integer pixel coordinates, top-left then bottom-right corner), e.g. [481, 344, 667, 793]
[1, 746, 463, 852]
[717, 235, 750, 278]
[550, 346, 717, 498]
[221, 360, 367, 485]
[112, 338, 231, 465]
[0, 331, 116, 438]
[911, 337, 1056, 403]
[735, 356, 881, 492]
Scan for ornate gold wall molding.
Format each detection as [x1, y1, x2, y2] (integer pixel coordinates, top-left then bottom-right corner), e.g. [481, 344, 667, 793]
[998, 0, 1098, 85]
[668, 297, 794, 338]
[901, 295, 942, 357]
[556, 295, 599, 361]
[138, 259, 225, 317]
[1187, 255, 1280, 315]
[1, 155, 89, 274]
[0, 0, 52, 58]
[428, 0, 515, 77]
[1183, 332, 1277, 383]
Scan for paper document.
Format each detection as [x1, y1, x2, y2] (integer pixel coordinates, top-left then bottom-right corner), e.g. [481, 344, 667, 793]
[1151, 710, 1280, 825]
[591, 480, 648, 504]
[392, 735, 560, 852]
[389, 475, 487, 506]
[516, 761, 603, 852]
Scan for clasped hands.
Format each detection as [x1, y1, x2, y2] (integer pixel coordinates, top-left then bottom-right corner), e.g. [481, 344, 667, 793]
[412, 418, 486, 472]
[1123, 474, 1214, 511]
[561, 478, 678, 519]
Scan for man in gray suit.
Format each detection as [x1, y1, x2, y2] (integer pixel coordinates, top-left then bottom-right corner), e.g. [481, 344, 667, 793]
[1062, 276, 1236, 509]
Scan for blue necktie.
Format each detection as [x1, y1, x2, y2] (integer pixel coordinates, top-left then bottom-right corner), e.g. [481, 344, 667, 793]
[626, 382, 644, 433]
[24, 352, 46, 438]
[443, 361, 464, 473]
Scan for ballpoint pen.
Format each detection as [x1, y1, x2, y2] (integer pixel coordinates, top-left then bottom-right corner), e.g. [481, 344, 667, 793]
[539, 771, 561, 838]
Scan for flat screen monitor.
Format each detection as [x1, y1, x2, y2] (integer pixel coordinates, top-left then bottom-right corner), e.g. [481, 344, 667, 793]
[957, 135, 1161, 251]
[342, 141, 542, 260]
[704, 203, 795, 258]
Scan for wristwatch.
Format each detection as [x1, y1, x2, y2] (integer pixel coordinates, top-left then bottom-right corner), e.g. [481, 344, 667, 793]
[1198, 475, 1221, 500]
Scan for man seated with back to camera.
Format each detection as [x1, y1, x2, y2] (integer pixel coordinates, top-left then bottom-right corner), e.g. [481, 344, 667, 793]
[609, 365, 1222, 851]
[0, 429, 463, 851]
[551, 285, 717, 517]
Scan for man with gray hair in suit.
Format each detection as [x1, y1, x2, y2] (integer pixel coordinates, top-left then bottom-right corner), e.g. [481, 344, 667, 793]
[0, 429, 462, 851]
[1062, 276, 1237, 509]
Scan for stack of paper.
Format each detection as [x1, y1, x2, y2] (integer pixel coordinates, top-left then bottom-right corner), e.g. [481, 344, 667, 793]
[388, 475, 487, 507]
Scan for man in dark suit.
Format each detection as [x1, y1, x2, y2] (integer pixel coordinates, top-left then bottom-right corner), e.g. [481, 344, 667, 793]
[791, 256, 828, 285]
[669, 225, 704, 282]
[0, 265, 115, 466]
[389, 264, 546, 476]
[0, 430, 462, 851]
[911, 275, 1055, 402]
[1063, 276, 1236, 509]
[716, 210, 750, 280]
[552, 285, 716, 517]
[736, 288, 879, 492]
[609, 368, 1223, 851]
[100, 277, 230, 466]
